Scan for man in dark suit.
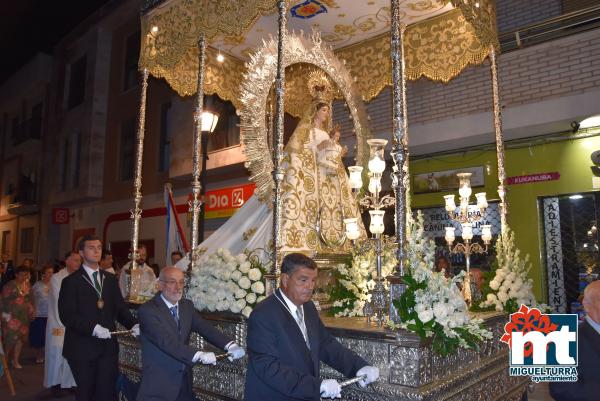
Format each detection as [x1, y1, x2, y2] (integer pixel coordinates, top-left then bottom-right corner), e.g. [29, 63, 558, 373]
[137, 266, 245, 401]
[0, 252, 15, 290]
[58, 235, 139, 401]
[244, 253, 379, 401]
[550, 280, 600, 401]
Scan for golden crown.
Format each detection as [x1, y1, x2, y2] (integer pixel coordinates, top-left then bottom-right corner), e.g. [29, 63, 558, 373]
[307, 70, 334, 105]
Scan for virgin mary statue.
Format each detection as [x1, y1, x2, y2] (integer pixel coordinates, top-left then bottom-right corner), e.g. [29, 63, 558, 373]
[175, 74, 362, 268]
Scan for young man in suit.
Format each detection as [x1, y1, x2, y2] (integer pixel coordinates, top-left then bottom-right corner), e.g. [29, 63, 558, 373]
[58, 235, 139, 401]
[550, 280, 600, 401]
[137, 266, 245, 401]
[244, 253, 379, 401]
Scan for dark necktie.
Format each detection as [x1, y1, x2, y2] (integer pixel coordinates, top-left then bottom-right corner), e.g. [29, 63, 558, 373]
[92, 271, 101, 294]
[170, 305, 181, 333]
[296, 307, 310, 349]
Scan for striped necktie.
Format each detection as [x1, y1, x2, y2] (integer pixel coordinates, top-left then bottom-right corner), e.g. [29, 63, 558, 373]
[295, 307, 310, 349]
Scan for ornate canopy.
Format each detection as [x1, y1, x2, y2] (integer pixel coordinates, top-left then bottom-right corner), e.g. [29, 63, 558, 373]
[139, 0, 499, 105]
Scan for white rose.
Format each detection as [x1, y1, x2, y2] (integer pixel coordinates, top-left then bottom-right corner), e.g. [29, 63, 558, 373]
[239, 262, 251, 273]
[235, 289, 247, 299]
[242, 306, 253, 318]
[498, 291, 509, 303]
[230, 302, 242, 314]
[257, 296, 266, 303]
[231, 270, 242, 281]
[246, 293, 257, 304]
[236, 299, 247, 310]
[248, 268, 262, 281]
[251, 281, 265, 295]
[489, 280, 500, 290]
[236, 254, 247, 264]
[221, 270, 232, 281]
[239, 277, 252, 290]
[414, 303, 426, 314]
[417, 308, 433, 323]
[486, 293, 497, 303]
[433, 303, 449, 320]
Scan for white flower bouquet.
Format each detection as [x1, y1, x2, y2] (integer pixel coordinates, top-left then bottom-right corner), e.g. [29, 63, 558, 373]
[328, 239, 396, 318]
[187, 248, 267, 318]
[390, 212, 492, 356]
[477, 228, 545, 313]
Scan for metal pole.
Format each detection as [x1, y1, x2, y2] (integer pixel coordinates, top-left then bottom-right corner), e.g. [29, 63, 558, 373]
[199, 133, 209, 243]
[388, 0, 408, 322]
[489, 45, 508, 234]
[189, 33, 207, 273]
[128, 68, 149, 300]
[266, 0, 287, 295]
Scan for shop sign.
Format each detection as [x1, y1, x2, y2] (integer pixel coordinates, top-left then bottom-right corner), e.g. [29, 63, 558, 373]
[542, 197, 567, 313]
[205, 183, 255, 219]
[506, 172, 560, 185]
[52, 208, 70, 224]
[415, 202, 501, 239]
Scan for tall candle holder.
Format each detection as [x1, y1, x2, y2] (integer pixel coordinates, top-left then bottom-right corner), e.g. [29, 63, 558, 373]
[344, 139, 395, 325]
[443, 172, 492, 306]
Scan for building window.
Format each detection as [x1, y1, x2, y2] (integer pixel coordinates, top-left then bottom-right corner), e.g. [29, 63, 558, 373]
[120, 119, 137, 181]
[1, 231, 10, 255]
[123, 31, 141, 91]
[158, 102, 172, 172]
[59, 131, 82, 191]
[30, 102, 43, 140]
[60, 137, 71, 191]
[67, 55, 87, 109]
[205, 95, 240, 152]
[20, 227, 34, 254]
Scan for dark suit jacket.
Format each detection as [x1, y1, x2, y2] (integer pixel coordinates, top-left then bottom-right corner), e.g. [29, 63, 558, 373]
[244, 290, 368, 401]
[136, 293, 233, 401]
[549, 320, 600, 401]
[58, 267, 137, 361]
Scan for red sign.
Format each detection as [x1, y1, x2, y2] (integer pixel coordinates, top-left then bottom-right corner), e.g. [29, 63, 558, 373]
[52, 208, 70, 225]
[506, 172, 560, 185]
[204, 183, 256, 219]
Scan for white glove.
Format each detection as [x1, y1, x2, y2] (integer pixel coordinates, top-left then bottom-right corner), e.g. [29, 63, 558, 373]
[320, 379, 341, 399]
[195, 351, 217, 365]
[131, 324, 140, 337]
[356, 365, 379, 388]
[227, 343, 245, 361]
[92, 325, 111, 339]
[2, 312, 11, 321]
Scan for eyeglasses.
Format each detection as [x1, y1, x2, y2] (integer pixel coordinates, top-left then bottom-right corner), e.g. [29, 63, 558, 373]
[161, 279, 185, 286]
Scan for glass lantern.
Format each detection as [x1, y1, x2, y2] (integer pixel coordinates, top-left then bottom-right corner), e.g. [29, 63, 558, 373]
[367, 139, 387, 174]
[368, 210, 385, 235]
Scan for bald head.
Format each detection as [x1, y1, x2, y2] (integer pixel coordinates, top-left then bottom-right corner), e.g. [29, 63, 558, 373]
[583, 281, 600, 324]
[159, 266, 185, 304]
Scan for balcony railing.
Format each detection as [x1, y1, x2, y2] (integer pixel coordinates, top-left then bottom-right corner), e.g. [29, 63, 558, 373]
[499, 4, 600, 52]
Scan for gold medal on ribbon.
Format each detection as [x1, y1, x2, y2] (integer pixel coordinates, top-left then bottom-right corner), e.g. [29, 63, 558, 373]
[97, 298, 105, 309]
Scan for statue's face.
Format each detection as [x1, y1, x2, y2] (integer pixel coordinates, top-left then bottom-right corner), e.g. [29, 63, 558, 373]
[315, 105, 329, 125]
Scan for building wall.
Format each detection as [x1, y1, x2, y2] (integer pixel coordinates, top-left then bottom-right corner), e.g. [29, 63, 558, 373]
[496, 0, 563, 33]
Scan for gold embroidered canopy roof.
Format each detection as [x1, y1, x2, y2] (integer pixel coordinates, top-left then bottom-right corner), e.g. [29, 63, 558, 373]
[139, 0, 498, 103]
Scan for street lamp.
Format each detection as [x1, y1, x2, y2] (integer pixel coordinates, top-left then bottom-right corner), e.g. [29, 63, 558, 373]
[199, 111, 219, 243]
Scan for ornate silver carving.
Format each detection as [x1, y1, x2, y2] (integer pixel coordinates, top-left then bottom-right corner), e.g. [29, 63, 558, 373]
[128, 69, 149, 300]
[119, 310, 527, 401]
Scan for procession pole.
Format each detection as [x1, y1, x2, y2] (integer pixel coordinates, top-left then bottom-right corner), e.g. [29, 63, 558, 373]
[266, 0, 287, 295]
[388, 0, 408, 322]
[128, 68, 149, 301]
[189, 33, 207, 277]
[489, 45, 508, 234]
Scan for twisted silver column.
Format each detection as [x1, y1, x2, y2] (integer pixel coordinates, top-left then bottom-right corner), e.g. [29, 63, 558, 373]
[267, 0, 287, 295]
[388, 0, 408, 322]
[128, 68, 149, 300]
[489, 45, 508, 234]
[189, 33, 207, 273]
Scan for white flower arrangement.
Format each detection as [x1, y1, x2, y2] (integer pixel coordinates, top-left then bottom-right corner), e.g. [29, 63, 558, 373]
[478, 227, 544, 313]
[187, 248, 267, 318]
[389, 212, 492, 356]
[328, 239, 397, 318]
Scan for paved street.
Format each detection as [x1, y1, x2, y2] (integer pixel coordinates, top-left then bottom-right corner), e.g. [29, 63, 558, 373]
[1, 347, 74, 401]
